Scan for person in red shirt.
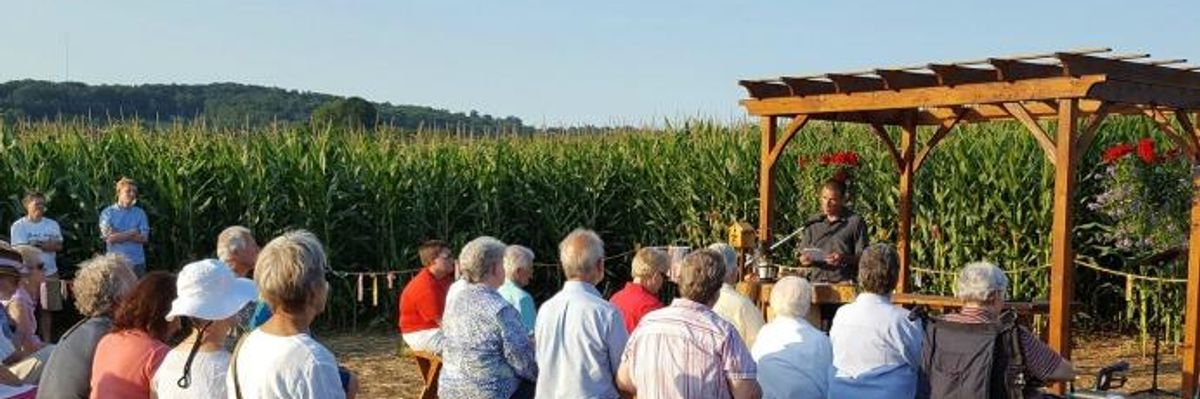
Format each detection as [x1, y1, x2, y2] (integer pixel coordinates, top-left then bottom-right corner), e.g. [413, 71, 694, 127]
[398, 240, 456, 352]
[609, 247, 669, 333]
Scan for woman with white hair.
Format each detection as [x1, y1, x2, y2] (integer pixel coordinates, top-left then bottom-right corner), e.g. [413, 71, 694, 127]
[226, 230, 357, 399]
[439, 236, 537, 399]
[939, 262, 1077, 396]
[36, 254, 137, 399]
[709, 242, 764, 347]
[151, 259, 257, 398]
[751, 276, 831, 399]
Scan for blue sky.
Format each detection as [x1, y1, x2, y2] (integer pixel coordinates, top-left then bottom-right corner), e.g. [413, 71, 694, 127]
[2, 1, 1197, 127]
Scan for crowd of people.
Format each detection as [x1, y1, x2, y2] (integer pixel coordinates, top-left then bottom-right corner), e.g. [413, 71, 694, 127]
[0, 175, 1081, 398]
[0, 178, 358, 399]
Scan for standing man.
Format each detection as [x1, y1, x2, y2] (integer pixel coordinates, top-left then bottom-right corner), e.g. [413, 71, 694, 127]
[796, 179, 869, 283]
[99, 177, 150, 276]
[497, 245, 537, 335]
[535, 229, 628, 399]
[10, 192, 63, 342]
[398, 240, 456, 352]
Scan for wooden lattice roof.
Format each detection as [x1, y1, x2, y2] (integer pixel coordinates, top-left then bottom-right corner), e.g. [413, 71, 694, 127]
[739, 48, 1200, 126]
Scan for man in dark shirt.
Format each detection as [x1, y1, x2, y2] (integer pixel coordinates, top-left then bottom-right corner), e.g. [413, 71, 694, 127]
[796, 180, 868, 283]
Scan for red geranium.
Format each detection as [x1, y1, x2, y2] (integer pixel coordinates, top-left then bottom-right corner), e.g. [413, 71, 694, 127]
[1102, 143, 1135, 164]
[820, 151, 860, 167]
[1136, 138, 1157, 164]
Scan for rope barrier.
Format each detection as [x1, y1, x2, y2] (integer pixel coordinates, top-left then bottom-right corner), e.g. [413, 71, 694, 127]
[908, 259, 1186, 284]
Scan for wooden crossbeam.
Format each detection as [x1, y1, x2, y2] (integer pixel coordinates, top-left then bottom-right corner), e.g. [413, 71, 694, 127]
[739, 80, 791, 99]
[780, 77, 837, 96]
[876, 69, 940, 90]
[990, 59, 1066, 80]
[1059, 53, 1200, 89]
[1175, 111, 1200, 159]
[913, 108, 966, 172]
[928, 63, 1000, 85]
[826, 74, 886, 93]
[1003, 102, 1058, 165]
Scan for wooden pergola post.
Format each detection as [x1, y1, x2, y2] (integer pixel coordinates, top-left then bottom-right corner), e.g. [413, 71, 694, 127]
[1186, 111, 1200, 397]
[758, 116, 778, 248]
[896, 117, 918, 293]
[1048, 99, 1078, 393]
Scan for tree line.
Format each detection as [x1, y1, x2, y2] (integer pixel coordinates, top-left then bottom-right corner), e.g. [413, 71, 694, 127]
[0, 80, 529, 133]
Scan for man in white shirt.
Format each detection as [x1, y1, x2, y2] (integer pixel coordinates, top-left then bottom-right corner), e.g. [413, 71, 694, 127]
[709, 243, 765, 347]
[534, 229, 628, 399]
[751, 276, 831, 399]
[9, 192, 63, 342]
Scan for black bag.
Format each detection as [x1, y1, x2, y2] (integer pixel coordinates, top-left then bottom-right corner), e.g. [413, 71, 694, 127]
[917, 310, 1027, 399]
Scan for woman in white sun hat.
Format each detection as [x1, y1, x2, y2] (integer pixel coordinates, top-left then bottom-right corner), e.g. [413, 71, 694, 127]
[150, 259, 257, 399]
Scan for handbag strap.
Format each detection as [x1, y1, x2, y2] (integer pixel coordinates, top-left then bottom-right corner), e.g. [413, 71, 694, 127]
[231, 333, 249, 399]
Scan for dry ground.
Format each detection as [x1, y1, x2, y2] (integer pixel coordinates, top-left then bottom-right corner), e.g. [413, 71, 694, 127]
[328, 332, 1186, 399]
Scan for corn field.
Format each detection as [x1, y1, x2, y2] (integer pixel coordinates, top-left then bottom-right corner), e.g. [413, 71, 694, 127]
[0, 118, 1187, 341]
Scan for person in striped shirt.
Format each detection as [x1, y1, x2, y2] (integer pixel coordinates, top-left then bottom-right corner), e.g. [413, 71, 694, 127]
[940, 262, 1077, 398]
[616, 248, 761, 399]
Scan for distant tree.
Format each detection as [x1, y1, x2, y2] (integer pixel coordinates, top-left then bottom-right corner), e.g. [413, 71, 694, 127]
[311, 97, 378, 130]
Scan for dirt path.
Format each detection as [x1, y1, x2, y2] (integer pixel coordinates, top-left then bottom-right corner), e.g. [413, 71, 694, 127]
[328, 332, 1186, 399]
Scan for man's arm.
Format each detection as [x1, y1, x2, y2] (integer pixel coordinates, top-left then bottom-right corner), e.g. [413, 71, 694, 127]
[616, 360, 636, 395]
[729, 378, 762, 399]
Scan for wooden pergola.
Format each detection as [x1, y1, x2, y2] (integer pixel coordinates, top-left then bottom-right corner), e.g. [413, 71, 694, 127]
[738, 48, 1200, 396]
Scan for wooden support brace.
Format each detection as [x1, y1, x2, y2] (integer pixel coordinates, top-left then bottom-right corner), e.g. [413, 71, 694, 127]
[1073, 102, 1113, 165]
[1175, 111, 1200, 161]
[1145, 109, 1196, 160]
[868, 122, 905, 172]
[1003, 102, 1059, 165]
[766, 115, 811, 165]
[913, 108, 966, 172]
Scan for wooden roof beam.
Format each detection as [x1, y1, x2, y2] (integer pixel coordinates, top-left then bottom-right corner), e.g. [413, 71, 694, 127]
[1058, 53, 1200, 89]
[739, 80, 791, 99]
[780, 77, 837, 96]
[876, 69, 940, 90]
[989, 58, 1066, 80]
[928, 64, 1000, 86]
[826, 74, 886, 93]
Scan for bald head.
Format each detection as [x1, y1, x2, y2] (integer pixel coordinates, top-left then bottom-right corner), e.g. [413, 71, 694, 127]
[559, 228, 604, 283]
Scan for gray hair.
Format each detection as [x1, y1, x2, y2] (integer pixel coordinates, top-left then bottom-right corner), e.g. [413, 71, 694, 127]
[255, 230, 329, 314]
[503, 245, 535, 279]
[459, 236, 507, 284]
[73, 254, 138, 317]
[770, 276, 813, 318]
[707, 242, 738, 279]
[954, 261, 1009, 303]
[559, 228, 604, 280]
[217, 226, 255, 262]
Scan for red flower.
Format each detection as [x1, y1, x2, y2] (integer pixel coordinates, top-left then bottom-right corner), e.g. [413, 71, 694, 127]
[820, 151, 860, 167]
[1102, 143, 1134, 164]
[1136, 138, 1156, 164]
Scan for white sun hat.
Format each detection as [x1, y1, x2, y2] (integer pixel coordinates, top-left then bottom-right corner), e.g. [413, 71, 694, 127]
[166, 259, 257, 322]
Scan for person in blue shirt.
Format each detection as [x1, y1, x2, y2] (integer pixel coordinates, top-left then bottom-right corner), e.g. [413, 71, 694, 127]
[497, 245, 537, 335]
[99, 178, 150, 276]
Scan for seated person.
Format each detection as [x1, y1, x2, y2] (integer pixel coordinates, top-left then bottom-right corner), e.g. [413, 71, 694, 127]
[397, 240, 455, 352]
[709, 243, 765, 347]
[617, 249, 760, 399]
[497, 245, 536, 335]
[609, 247, 669, 333]
[795, 179, 868, 283]
[751, 276, 831, 399]
[929, 262, 1077, 399]
[439, 237, 537, 399]
[829, 244, 923, 398]
[1, 246, 52, 384]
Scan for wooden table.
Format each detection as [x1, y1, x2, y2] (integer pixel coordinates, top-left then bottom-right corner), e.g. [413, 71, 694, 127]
[748, 282, 1051, 332]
